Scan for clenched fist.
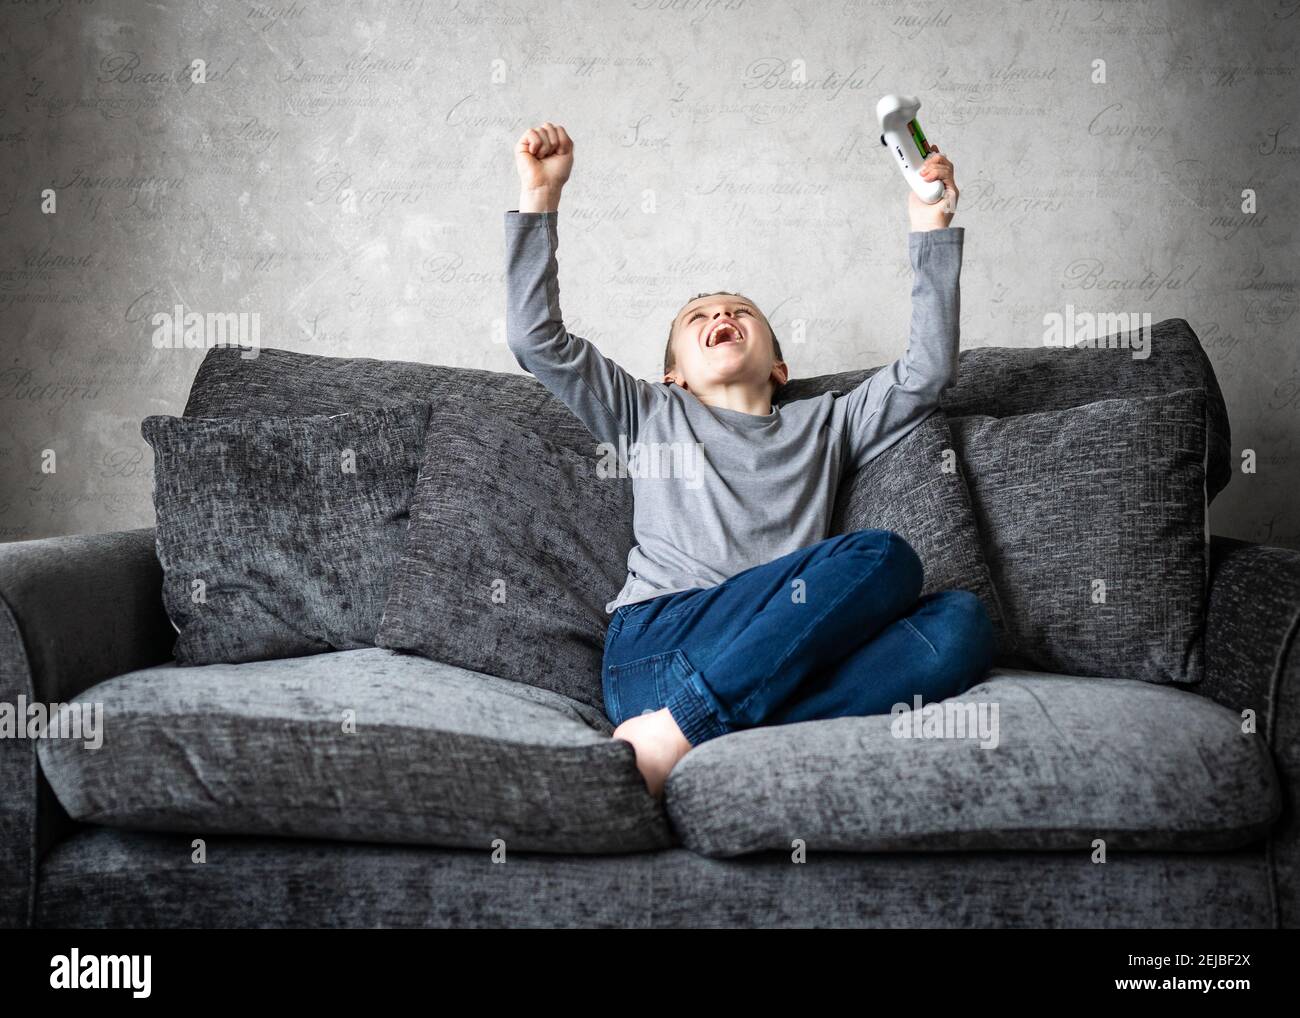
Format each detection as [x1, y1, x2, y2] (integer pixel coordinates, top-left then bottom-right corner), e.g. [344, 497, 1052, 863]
[515, 121, 573, 211]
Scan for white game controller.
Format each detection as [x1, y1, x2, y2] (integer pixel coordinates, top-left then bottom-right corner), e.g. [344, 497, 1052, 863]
[876, 94, 945, 205]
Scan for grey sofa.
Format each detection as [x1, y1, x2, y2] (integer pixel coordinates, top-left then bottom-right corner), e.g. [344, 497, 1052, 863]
[3, 318, 1297, 929]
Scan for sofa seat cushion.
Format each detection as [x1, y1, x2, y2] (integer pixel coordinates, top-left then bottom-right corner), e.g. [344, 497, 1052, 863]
[36, 648, 673, 854]
[664, 668, 1281, 858]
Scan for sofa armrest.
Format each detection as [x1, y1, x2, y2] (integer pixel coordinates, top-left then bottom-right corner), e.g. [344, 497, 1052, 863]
[1201, 534, 1300, 928]
[0, 528, 174, 928]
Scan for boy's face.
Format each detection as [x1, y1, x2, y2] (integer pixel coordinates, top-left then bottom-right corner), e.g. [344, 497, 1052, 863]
[665, 295, 788, 395]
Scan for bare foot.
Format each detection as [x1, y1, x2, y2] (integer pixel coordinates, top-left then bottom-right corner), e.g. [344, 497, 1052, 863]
[611, 707, 693, 798]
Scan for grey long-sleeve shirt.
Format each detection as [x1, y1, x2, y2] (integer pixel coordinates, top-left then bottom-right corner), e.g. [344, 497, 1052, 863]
[504, 209, 965, 615]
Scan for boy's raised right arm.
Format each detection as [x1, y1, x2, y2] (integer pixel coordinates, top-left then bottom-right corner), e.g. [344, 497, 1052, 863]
[505, 123, 664, 450]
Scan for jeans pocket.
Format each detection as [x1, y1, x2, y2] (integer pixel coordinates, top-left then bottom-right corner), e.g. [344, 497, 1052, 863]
[604, 650, 685, 726]
[615, 597, 663, 629]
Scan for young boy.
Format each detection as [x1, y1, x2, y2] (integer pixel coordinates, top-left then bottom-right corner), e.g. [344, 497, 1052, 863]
[506, 121, 994, 798]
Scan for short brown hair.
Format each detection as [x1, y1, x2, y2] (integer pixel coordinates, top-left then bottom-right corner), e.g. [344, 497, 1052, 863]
[664, 290, 783, 378]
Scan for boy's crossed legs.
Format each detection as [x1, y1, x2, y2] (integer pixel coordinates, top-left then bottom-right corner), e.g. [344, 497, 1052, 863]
[603, 528, 995, 796]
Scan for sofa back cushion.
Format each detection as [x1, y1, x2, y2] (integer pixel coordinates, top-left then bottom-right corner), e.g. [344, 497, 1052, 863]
[828, 409, 1010, 657]
[180, 318, 1225, 688]
[375, 394, 633, 711]
[184, 345, 599, 457]
[183, 316, 1229, 501]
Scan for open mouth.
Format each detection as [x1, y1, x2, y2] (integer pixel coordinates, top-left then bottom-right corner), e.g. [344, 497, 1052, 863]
[706, 321, 743, 348]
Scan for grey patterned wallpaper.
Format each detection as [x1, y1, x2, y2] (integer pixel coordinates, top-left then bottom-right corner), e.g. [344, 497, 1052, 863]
[0, 0, 1296, 548]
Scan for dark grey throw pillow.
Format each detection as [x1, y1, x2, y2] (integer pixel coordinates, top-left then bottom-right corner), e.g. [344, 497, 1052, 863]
[950, 387, 1209, 684]
[829, 409, 1010, 657]
[142, 403, 431, 665]
[375, 395, 634, 712]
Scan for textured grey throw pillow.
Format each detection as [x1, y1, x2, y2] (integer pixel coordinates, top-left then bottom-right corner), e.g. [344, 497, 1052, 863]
[829, 409, 1010, 658]
[950, 387, 1209, 684]
[376, 394, 634, 711]
[142, 403, 431, 665]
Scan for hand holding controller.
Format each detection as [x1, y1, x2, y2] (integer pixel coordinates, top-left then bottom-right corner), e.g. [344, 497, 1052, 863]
[877, 94, 944, 203]
[877, 94, 959, 228]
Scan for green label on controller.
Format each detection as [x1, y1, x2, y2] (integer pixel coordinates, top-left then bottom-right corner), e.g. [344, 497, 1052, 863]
[907, 118, 929, 160]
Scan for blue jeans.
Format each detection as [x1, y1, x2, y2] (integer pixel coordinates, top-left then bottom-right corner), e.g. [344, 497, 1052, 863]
[601, 528, 995, 746]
